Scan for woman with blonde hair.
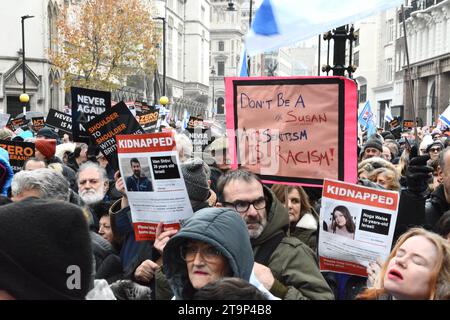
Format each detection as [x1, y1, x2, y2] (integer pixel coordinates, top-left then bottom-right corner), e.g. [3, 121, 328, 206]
[357, 228, 450, 300]
[368, 167, 401, 191]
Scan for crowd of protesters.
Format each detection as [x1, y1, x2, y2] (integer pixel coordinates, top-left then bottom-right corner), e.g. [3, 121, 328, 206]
[0, 119, 449, 301]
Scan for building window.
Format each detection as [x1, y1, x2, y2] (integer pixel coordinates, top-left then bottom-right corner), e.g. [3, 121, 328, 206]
[218, 41, 224, 51]
[178, 24, 183, 78]
[217, 97, 224, 114]
[385, 58, 393, 82]
[353, 51, 359, 67]
[168, 17, 174, 77]
[354, 29, 360, 47]
[218, 61, 225, 76]
[359, 84, 367, 103]
[386, 19, 394, 43]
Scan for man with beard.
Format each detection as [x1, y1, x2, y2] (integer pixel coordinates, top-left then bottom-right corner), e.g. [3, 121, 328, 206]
[77, 162, 110, 231]
[125, 158, 153, 192]
[217, 169, 333, 300]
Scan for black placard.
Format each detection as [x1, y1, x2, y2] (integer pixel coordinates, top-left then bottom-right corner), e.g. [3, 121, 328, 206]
[86, 101, 144, 171]
[358, 209, 391, 235]
[151, 156, 180, 180]
[137, 105, 159, 133]
[31, 117, 45, 132]
[0, 139, 35, 173]
[45, 109, 73, 137]
[71, 87, 111, 143]
[186, 127, 214, 152]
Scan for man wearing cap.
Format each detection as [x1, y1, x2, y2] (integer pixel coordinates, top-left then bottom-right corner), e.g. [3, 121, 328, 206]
[36, 126, 60, 141]
[360, 139, 383, 160]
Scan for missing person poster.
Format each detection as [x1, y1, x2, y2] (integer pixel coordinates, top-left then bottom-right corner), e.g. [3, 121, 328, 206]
[71, 87, 111, 143]
[318, 179, 399, 277]
[0, 140, 35, 173]
[116, 131, 194, 241]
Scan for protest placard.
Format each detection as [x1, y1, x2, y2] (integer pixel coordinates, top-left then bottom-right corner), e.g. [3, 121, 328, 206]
[45, 109, 73, 138]
[318, 179, 399, 276]
[0, 140, 35, 173]
[86, 101, 145, 171]
[225, 76, 357, 187]
[116, 132, 193, 241]
[71, 87, 111, 143]
[31, 117, 45, 133]
[403, 119, 415, 129]
[186, 127, 214, 153]
[136, 105, 159, 133]
[187, 116, 204, 129]
[0, 114, 10, 128]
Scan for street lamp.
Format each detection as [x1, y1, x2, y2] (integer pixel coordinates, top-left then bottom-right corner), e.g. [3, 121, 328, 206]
[153, 17, 166, 101]
[211, 67, 216, 116]
[20, 15, 34, 112]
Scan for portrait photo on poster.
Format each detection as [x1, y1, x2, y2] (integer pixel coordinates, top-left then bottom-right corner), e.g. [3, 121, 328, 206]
[323, 204, 357, 240]
[120, 157, 154, 192]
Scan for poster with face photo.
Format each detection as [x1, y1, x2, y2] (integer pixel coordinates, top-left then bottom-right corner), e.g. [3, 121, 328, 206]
[116, 131, 193, 241]
[318, 179, 399, 277]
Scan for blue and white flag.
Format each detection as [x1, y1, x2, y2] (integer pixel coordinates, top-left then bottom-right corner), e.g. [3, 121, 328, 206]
[358, 101, 374, 128]
[238, 45, 248, 76]
[439, 105, 450, 128]
[384, 105, 393, 123]
[245, 0, 404, 55]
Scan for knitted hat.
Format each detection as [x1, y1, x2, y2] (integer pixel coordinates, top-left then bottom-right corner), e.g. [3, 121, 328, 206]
[181, 158, 210, 202]
[35, 139, 56, 160]
[0, 198, 93, 299]
[36, 127, 59, 140]
[363, 139, 383, 153]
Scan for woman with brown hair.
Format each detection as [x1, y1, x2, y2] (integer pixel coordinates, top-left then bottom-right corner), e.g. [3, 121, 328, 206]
[358, 228, 450, 300]
[271, 184, 319, 252]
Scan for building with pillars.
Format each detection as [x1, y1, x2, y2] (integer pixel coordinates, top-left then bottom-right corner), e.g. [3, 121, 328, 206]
[400, 0, 450, 126]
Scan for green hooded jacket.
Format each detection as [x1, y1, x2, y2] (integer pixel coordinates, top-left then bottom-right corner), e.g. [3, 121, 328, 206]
[253, 187, 334, 300]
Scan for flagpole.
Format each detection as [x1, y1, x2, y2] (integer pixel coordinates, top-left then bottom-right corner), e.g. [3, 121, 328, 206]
[401, 4, 417, 142]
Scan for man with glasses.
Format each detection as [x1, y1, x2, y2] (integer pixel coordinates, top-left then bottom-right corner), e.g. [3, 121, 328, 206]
[217, 169, 333, 300]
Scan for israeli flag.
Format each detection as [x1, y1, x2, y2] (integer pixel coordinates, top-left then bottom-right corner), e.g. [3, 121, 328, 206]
[245, 0, 404, 55]
[238, 45, 248, 76]
[439, 105, 450, 128]
[384, 105, 394, 123]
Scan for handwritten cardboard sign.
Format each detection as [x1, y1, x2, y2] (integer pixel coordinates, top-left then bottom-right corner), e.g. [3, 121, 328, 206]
[86, 101, 145, 171]
[225, 76, 357, 187]
[0, 139, 35, 173]
[71, 87, 111, 143]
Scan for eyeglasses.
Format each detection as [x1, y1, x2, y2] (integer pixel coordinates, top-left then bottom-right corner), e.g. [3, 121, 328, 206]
[429, 148, 442, 153]
[180, 244, 223, 262]
[222, 197, 266, 213]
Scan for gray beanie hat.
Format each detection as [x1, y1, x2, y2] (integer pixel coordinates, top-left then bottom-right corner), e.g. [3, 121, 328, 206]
[181, 158, 210, 202]
[363, 139, 383, 153]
